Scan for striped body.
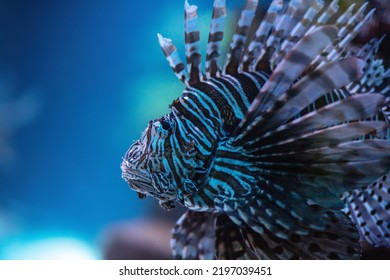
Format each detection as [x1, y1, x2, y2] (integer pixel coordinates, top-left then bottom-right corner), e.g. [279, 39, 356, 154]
[121, 0, 390, 259]
[122, 71, 268, 209]
[175, 72, 268, 210]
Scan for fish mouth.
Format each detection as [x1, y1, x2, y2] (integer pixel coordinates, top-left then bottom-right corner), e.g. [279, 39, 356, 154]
[120, 159, 147, 192]
[120, 159, 133, 183]
[121, 159, 177, 203]
[120, 159, 128, 177]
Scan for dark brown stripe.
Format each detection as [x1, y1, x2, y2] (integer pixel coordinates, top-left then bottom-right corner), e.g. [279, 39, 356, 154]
[254, 34, 267, 42]
[206, 61, 219, 77]
[301, 18, 311, 27]
[236, 25, 250, 36]
[285, 6, 295, 16]
[265, 13, 277, 23]
[225, 45, 245, 75]
[173, 63, 185, 73]
[286, 35, 300, 43]
[285, 49, 312, 64]
[161, 44, 176, 56]
[208, 31, 224, 42]
[185, 31, 200, 44]
[213, 7, 225, 19]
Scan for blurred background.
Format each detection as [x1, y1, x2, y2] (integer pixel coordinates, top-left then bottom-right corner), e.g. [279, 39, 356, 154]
[0, 0, 389, 260]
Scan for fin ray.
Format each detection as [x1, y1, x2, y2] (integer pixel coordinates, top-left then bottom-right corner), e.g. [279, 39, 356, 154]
[343, 173, 390, 248]
[185, 0, 203, 85]
[157, 34, 189, 84]
[224, 0, 258, 75]
[205, 0, 226, 78]
[171, 210, 216, 259]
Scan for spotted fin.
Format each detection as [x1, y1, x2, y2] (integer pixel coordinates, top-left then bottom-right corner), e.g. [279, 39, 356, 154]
[215, 214, 257, 259]
[171, 211, 258, 260]
[342, 173, 390, 248]
[347, 37, 390, 95]
[171, 210, 216, 259]
[215, 182, 332, 239]
[215, 186, 361, 259]
[239, 215, 360, 260]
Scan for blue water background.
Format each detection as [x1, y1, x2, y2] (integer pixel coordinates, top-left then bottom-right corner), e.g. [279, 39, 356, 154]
[0, 0, 250, 259]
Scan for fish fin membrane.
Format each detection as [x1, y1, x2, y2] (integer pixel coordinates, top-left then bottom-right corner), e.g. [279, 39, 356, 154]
[342, 172, 390, 248]
[171, 210, 258, 260]
[228, 55, 390, 201]
[347, 37, 390, 95]
[239, 217, 360, 260]
[215, 187, 361, 259]
[233, 57, 365, 141]
[171, 210, 216, 259]
[215, 214, 257, 259]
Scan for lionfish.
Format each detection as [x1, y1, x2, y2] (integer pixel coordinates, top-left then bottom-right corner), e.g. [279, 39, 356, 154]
[121, 0, 390, 259]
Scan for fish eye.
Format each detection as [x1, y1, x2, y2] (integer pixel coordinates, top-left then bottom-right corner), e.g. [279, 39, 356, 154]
[160, 120, 171, 131]
[155, 117, 174, 136]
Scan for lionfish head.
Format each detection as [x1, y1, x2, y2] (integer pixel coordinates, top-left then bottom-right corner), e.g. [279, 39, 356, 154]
[121, 113, 178, 210]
